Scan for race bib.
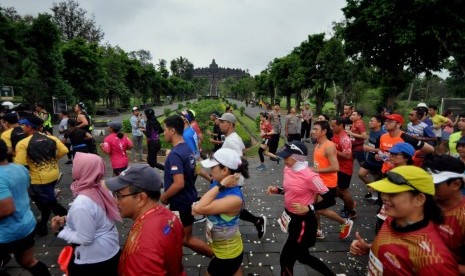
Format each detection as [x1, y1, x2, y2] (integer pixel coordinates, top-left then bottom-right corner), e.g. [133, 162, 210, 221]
[205, 218, 213, 243]
[368, 250, 383, 276]
[278, 210, 291, 233]
[377, 204, 387, 221]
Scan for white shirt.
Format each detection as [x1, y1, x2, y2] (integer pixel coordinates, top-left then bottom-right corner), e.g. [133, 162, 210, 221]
[222, 132, 245, 157]
[222, 131, 245, 186]
[58, 195, 120, 264]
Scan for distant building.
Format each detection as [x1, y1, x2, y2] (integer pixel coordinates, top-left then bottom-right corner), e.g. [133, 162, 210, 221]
[193, 59, 248, 97]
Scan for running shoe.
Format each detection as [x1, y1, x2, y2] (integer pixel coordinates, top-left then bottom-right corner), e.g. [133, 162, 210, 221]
[256, 164, 266, 171]
[316, 229, 326, 240]
[339, 219, 354, 240]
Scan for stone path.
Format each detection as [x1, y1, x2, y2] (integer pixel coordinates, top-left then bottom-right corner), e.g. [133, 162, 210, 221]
[3, 99, 377, 276]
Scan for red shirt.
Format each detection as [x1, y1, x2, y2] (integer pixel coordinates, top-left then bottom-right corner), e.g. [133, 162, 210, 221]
[102, 133, 133, 169]
[260, 121, 273, 139]
[350, 119, 366, 152]
[436, 197, 465, 265]
[119, 206, 185, 276]
[332, 132, 353, 175]
[369, 217, 458, 276]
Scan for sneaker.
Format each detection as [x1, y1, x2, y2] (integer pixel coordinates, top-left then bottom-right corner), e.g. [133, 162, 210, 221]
[255, 216, 267, 239]
[276, 157, 281, 165]
[364, 192, 373, 199]
[194, 215, 207, 224]
[316, 229, 326, 240]
[341, 210, 357, 220]
[65, 160, 73, 165]
[339, 219, 354, 240]
[256, 164, 266, 171]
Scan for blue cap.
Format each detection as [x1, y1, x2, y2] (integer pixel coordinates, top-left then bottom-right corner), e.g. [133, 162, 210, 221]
[388, 142, 415, 157]
[19, 118, 39, 129]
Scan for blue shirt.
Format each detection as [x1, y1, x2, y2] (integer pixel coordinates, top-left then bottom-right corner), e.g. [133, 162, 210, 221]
[0, 163, 36, 243]
[366, 128, 387, 166]
[207, 181, 243, 227]
[163, 142, 197, 211]
[130, 115, 146, 137]
[183, 126, 199, 159]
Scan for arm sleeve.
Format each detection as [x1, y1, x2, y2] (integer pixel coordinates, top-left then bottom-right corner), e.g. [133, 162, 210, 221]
[401, 133, 425, 150]
[313, 192, 336, 211]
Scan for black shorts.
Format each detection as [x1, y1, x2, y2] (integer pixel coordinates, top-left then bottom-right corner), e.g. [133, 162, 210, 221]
[337, 171, 352, 189]
[177, 208, 195, 227]
[261, 138, 270, 145]
[208, 251, 243, 276]
[0, 230, 35, 255]
[353, 151, 365, 164]
[328, 187, 337, 198]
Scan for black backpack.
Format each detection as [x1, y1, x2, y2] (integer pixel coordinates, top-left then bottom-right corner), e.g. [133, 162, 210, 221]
[11, 126, 27, 150]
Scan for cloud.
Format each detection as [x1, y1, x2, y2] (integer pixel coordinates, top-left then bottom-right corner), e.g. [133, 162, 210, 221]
[1, 0, 346, 75]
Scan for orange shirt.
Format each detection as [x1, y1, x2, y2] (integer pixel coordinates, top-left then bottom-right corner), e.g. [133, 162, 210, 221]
[313, 140, 337, 188]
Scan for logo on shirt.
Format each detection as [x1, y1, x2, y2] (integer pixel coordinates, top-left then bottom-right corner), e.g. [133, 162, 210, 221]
[418, 241, 431, 253]
[171, 165, 178, 171]
[438, 224, 454, 237]
[383, 252, 401, 269]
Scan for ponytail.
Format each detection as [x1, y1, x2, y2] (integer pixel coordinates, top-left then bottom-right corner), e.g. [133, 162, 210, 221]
[117, 132, 124, 139]
[230, 158, 249, 179]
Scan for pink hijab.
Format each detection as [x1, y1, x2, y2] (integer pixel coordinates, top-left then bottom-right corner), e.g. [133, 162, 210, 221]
[71, 152, 121, 222]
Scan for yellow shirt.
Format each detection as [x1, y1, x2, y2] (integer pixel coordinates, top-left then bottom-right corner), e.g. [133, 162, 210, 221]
[15, 133, 68, 184]
[1, 128, 13, 149]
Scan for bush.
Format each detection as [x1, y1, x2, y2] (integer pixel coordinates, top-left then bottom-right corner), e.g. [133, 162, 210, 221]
[232, 103, 238, 110]
[186, 101, 191, 106]
[122, 118, 131, 133]
[164, 108, 172, 117]
[255, 114, 261, 129]
[239, 106, 245, 116]
[178, 103, 184, 110]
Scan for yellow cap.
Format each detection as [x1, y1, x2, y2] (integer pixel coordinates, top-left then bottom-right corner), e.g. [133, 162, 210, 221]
[368, 166, 435, 196]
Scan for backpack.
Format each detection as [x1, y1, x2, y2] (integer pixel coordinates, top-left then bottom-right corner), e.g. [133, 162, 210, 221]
[11, 126, 27, 150]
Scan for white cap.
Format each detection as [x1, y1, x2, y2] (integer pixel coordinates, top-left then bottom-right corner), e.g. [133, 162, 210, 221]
[201, 148, 242, 170]
[417, 102, 428, 108]
[431, 171, 464, 185]
[132, 107, 139, 111]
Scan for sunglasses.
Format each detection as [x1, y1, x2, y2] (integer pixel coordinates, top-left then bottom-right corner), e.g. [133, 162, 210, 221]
[386, 171, 418, 192]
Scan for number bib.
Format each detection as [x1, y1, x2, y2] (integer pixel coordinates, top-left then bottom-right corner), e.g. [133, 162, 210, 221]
[278, 210, 291, 233]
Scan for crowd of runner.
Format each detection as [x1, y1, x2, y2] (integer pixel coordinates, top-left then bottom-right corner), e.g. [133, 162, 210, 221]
[0, 101, 464, 275]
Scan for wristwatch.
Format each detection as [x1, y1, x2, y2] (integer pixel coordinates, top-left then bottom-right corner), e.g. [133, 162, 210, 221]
[217, 182, 226, 192]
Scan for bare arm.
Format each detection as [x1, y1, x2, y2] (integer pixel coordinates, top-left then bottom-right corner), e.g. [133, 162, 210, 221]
[160, 174, 184, 204]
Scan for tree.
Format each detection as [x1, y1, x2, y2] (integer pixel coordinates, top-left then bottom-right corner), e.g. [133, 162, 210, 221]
[342, 0, 465, 76]
[101, 44, 130, 107]
[51, 0, 104, 43]
[170, 56, 194, 81]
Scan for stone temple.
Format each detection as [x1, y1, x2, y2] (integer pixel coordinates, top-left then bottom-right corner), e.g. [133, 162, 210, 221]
[193, 59, 248, 97]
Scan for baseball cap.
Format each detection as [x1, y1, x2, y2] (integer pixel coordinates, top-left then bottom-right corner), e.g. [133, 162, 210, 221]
[417, 102, 428, 108]
[384, 113, 404, 125]
[211, 111, 221, 118]
[180, 110, 193, 123]
[105, 164, 162, 192]
[218, 113, 236, 124]
[429, 171, 464, 185]
[277, 141, 308, 158]
[201, 148, 242, 170]
[108, 122, 122, 132]
[388, 142, 415, 157]
[3, 112, 18, 124]
[132, 107, 139, 111]
[421, 154, 465, 185]
[368, 166, 435, 196]
[19, 115, 43, 129]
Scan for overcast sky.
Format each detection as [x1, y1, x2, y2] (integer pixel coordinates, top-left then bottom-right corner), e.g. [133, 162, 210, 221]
[1, 0, 347, 75]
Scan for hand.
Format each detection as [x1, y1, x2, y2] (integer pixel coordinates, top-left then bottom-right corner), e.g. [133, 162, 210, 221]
[221, 174, 240, 188]
[191, 202, 200, 216]
[266, 185, 279, 195]
[160, 194, 168, 205]
[290, 203, 309, 215]
[51, 216, 66, 233]
[349, 231, 371, 256]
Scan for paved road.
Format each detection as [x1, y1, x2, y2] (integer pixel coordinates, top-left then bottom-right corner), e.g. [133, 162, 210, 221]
[4, 100, 376, 276]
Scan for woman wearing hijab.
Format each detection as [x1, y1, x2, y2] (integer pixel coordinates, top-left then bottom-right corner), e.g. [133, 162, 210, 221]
[350, 166, 458, 275]
[143, 108, 164, 170]
[51, 153, 121, 276]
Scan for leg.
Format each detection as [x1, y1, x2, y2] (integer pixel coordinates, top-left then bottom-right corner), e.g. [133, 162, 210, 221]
[258, 146, 265, 163]
[183, 225, 213, 257]
[137, 136, 144, 160]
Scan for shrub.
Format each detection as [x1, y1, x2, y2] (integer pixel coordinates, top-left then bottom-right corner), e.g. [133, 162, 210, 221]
[178, 103, 184, 110]
[186, 101, 191, 106]
[232, 103, 238, 110]
[164, 108, 172, 117]
[122, 119, 131, 133]
[239, 106, 245, 116]
[255, 114, 261, 129]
